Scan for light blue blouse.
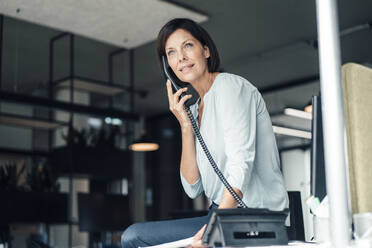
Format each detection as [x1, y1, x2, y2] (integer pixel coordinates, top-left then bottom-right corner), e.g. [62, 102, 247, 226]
[180, 72, 288, 211]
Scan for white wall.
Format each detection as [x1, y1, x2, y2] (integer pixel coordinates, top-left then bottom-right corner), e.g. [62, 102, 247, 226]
[281, 148, 313, 241]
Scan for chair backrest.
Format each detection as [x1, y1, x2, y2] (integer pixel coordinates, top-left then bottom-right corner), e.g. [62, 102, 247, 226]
[342, 63, 372, 214]
[286, 191, 305, 241]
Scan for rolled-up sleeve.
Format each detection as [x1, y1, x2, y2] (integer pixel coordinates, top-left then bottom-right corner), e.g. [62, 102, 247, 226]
[180, 172, 204, 198]
[215, 80, 257, 194]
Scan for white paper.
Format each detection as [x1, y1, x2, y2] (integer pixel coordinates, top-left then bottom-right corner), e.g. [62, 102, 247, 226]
[139, 238, 328, 248]
[315, 196, 329, 218]
[139, 237, 193, 248]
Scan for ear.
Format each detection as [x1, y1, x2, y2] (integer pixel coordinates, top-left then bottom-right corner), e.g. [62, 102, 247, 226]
[203, 45, 210, 59]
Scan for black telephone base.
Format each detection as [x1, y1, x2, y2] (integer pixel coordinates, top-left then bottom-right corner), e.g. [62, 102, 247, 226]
[202, 208, 289, 247]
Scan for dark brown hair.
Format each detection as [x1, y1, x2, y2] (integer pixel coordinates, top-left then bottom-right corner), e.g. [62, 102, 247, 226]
[156, 18, 220, 73]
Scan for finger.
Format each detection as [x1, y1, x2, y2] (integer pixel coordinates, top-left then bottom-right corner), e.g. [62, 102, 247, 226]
[173, 87, 188, 103]
[177, 94, 192, 108]
[166, 80, 173, 105]
[195, 224, 206, 239]
[191, 239, 204, 248]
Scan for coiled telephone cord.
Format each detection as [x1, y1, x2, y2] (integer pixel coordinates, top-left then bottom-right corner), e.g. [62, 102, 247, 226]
[186, 106, 248, 208]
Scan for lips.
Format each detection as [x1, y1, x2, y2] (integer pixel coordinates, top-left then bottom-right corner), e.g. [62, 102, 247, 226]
[179, 64, 194, 73]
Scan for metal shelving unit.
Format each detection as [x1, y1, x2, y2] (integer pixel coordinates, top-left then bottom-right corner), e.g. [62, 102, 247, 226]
[0, 112, 67, 130]
[48, 32, 137, 248]
[0, 15, 137, 247]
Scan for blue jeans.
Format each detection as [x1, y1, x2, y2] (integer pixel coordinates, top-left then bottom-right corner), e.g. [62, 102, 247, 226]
[121, 203, 218, 248]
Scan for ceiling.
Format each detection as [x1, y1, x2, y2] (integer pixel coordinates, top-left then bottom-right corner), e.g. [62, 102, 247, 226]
[0, 0, 372, 117]
[0, 0, 207, 48]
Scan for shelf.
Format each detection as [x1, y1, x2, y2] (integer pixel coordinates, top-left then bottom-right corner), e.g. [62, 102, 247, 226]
[0, 113, 67, 130]
[271, 114, 311, 132]
[0, 191, 68, 224]
[275, 134, 311, 151]
[0, 147, 49, 158]
[54, 76, 128, 96]
[50, 145, 132, 179]
[0, 90, 139, 121]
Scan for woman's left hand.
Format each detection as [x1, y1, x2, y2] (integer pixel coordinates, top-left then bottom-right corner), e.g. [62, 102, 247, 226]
[187, 224, 207, 248]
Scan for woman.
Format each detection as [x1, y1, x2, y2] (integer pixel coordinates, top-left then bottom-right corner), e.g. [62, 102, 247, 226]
[121, 18, 288, 248]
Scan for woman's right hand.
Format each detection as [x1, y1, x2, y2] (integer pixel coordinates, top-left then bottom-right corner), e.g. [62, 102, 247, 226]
[166, 79, 193, 130]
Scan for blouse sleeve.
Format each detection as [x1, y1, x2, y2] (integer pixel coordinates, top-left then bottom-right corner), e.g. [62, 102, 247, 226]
[180, 172, 204, 198]
[215, 77, 258, 194]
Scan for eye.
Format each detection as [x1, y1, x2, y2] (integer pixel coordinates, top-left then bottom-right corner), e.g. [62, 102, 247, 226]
[167, 50, 174, 56]
[185, 42, 193, 48]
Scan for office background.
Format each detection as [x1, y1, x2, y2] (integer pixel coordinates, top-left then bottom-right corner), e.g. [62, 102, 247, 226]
[0, 0, 371, 247]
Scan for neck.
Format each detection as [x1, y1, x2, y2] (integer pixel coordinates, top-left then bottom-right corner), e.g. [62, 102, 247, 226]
[191, 71, 217, 99]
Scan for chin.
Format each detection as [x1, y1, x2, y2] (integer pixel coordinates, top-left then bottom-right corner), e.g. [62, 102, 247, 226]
[177, 72, 199, 83]
[179, 75, 195, 83]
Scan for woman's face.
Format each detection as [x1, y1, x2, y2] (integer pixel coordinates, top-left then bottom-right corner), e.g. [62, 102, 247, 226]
[165, 29, 210, 83]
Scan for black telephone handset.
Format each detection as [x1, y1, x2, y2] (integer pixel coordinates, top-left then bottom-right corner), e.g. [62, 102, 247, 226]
[161, 56, 200, 107]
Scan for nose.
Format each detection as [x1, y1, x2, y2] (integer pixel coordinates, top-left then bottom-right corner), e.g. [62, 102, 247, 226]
[177, 50, 187, 62]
